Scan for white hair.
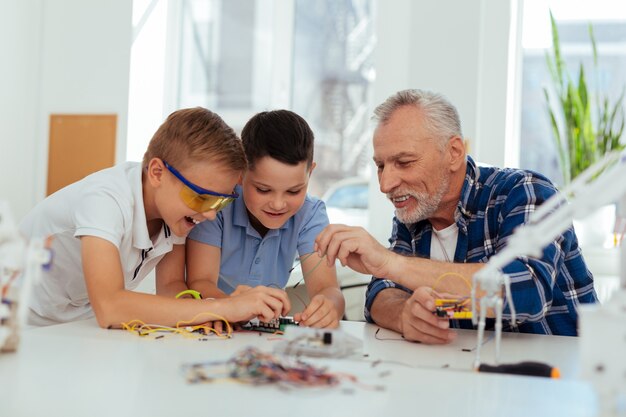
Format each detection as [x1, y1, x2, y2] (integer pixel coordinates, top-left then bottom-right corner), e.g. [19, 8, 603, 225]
[373, 89, 463, 148]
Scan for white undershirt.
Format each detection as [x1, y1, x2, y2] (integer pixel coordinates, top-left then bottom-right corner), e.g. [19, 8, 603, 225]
[430, 223, 459, 262]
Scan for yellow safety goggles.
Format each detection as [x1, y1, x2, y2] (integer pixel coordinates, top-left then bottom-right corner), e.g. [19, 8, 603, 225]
[164, 161, 238, 213]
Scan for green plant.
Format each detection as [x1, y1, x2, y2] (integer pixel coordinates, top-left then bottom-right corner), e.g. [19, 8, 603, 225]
[544, 11, 625, 185]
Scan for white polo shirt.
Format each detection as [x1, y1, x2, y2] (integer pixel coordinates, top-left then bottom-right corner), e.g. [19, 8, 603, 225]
[19, 162, 185, 326]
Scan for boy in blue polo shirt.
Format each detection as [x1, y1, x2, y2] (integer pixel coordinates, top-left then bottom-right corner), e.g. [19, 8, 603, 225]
[186, 110, 345, 328]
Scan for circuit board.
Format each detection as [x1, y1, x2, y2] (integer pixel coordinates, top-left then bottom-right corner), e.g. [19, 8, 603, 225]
[240, 316, 299, 333]
[433, 298, 473, 319]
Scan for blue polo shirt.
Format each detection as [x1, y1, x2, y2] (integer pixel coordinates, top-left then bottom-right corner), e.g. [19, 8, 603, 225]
[188, 185, 329, 293]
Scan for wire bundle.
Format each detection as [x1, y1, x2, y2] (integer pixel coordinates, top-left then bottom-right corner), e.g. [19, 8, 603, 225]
[120, 312, 233, 339]
[184, 347, 342, 388]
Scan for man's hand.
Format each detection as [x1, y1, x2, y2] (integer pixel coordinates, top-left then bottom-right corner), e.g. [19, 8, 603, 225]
[400, 287, 456, 344]
[314, 224, 394, 277]
[294, 294, 340, 329]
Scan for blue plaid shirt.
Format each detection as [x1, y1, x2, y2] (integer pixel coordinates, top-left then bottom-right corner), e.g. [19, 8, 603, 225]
[365, 156, 598, 335]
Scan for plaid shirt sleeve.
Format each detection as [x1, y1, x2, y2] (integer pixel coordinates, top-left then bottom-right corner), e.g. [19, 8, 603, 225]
[364, 218, 414, 323]
[496, 174, 562, 321]
[494, 172, 594, 330]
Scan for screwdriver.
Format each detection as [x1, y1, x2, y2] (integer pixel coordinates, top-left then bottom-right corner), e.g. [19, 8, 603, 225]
[477, 361, 560, 378]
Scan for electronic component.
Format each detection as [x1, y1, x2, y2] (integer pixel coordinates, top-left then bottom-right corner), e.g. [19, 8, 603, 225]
[1, 201, 52, 353]
[433, 298, 472, 319]
[471, 150, 626, 412]
[274, 326, 362, 358]
[240, 316, 298, 333]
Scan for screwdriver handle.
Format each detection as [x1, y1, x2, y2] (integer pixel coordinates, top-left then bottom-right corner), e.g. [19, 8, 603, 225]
[478, 361, 560, 378]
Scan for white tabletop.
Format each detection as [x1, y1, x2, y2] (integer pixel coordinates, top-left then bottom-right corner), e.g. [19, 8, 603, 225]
[0, 319, 597, 417]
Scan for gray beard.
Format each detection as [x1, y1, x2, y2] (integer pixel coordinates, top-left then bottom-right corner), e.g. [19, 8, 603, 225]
[392, 176, 449, 225]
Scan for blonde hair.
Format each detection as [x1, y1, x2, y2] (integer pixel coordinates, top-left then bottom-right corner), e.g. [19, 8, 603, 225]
[142, 107, 246, 172]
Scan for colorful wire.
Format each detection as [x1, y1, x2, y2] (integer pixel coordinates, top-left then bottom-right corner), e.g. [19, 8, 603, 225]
[183, 347, 344, 388]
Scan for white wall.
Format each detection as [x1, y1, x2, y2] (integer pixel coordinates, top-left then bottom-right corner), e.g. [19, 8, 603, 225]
[369, 0, 519, 244]
[1, 0, 43, 221]
[0, 0, 132, 221]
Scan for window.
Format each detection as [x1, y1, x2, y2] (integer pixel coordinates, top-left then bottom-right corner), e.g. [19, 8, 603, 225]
[322, 177, 369, 229]
[173, 0, 376, 197]
[175, 0, 293, 125]
[324, 180, 369, 210]
[519, 0, 626, 186]
[291, 0, 376, 195]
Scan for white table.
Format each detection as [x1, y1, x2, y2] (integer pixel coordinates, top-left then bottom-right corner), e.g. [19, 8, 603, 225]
[0, 319, 597, 417]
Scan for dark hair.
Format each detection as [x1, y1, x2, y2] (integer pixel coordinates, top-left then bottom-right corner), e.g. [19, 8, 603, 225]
[241, 110, 314, 170]
[142, 107, 246, 172]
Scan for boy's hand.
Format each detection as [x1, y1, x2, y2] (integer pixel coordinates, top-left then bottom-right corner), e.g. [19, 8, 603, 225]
[223, 286, 291, 323]
[231, 285, 253, 296]
[294, 294, 340, 329]
[202, 320, 229, 335]
[314, 224, 393, 277]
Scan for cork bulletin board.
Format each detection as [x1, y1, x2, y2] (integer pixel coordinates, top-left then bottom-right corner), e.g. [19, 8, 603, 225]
[47, 114, 117, 196]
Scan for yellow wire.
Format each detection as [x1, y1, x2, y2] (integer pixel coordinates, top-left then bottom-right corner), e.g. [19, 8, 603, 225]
[124, 322, 227, 339]
[432, 272, 472, 293]
[174, 289, 202, 299]
[176, 311, 233, 337]
[120, 311, 234, 339]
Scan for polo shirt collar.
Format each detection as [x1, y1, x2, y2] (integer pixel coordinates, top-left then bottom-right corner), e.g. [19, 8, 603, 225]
[231, 185, 287, 238]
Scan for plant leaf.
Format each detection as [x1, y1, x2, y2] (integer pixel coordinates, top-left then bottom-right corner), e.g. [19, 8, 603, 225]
[544, 12, 625, 184]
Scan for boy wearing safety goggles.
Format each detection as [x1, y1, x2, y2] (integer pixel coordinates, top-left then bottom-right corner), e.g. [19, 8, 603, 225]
[19, 108, 290, 328]
[187, 110, 345, 329]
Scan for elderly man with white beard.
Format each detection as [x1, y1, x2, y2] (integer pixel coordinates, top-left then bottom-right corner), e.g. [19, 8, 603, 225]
[314, 89, 597, 343]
